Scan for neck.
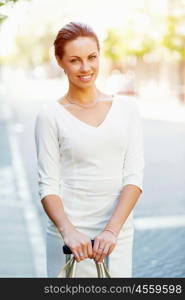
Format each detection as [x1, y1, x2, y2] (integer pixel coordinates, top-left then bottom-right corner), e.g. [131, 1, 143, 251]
[66, 85, 100, 104]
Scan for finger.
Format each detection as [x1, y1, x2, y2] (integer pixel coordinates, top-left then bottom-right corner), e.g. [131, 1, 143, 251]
[96, 243, 108, 262]
[77, 248, 85, 261]
[107, 243, 116, 256]
[92, 239, 100, 259]
[73, 251, 81, 263]
[94, 242, 106, 262]
[81, 243, 88, 259]
[98, 243, 110, 263]
[87, 241, 93, 259]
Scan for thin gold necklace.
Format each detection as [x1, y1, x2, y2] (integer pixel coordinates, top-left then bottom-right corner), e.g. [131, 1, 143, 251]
[64, 94, 100, 109]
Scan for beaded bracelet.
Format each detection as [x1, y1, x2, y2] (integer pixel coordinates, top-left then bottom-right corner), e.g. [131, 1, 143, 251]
[103, 229, 117, 238]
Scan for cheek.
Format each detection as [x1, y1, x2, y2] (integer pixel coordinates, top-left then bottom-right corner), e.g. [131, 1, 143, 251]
[92, 62, 99, 72]
[67, 65, 79, 75]
[94, 60, 99, 69]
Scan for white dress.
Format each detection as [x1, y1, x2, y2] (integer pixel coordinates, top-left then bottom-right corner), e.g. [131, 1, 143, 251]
[34, 94, 145, 278]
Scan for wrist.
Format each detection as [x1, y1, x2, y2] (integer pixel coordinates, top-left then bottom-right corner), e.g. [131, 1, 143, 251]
[103, 228, 118, 238]
[58, 220, 75, 237]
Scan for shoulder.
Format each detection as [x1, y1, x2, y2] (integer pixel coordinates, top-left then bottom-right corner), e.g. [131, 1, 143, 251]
[35, 102, 59, 131]
[35, 102, 58, 122]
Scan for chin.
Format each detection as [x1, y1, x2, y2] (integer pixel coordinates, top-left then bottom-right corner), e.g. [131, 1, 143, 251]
[74, 79, 97, 89]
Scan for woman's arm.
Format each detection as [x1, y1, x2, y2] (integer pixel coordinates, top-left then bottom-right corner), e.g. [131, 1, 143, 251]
[93, 185, 141, 262]
[34, 108, 73, 233]
[93, 100, 145, 262]
[105, 100, 145, 235]
[34, 107, 93, 262]
[41, 194, 93, 261]
[103, 184, 141, 236]
[41, 194, 75, 236]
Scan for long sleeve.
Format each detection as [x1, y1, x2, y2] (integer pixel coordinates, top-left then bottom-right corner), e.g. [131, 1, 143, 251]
[34, 107, 62, 201]
[122, 100, 145, 193]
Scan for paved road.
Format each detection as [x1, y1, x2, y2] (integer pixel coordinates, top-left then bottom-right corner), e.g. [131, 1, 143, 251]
[0, 78, 185, 277]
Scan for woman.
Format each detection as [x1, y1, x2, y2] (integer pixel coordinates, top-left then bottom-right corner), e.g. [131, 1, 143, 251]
[34, 21, 145, 278]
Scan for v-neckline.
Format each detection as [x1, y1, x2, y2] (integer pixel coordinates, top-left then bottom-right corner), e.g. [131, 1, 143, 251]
[55, 94, 117, 129]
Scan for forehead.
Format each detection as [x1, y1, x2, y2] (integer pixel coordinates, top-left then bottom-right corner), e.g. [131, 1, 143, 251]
[63, 37, 98, 57]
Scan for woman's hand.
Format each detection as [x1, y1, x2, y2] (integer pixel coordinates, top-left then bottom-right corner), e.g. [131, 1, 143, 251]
[62, 226, 93, 262]
[93, 230, 117, 263]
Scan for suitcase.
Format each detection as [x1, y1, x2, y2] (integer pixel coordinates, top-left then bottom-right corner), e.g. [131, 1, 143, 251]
[57, 239, 111, 278]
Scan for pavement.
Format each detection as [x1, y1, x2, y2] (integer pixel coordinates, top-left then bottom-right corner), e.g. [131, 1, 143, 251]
[133, 96, 185, 278]
[0, 79, 185, 278]
[0, 96, 46, 278]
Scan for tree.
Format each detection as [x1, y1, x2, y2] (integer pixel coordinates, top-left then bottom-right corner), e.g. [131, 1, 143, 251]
[0, 0, 19, 25]
[0, 0, 31, 26]
[103, 28, 126, 71]
[102, 22, 155, 72]
[12, 23, 55, 69]
[161, 15, 185, 102]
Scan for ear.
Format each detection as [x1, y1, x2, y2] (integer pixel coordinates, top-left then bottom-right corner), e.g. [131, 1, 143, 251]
[55, 55, 64, 68]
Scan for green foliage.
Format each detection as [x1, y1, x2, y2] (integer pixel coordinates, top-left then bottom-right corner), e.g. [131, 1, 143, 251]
[0, 0, 29, 25]
[1, 2, 185, 69]
[121, 24, 155, 58]
[0, 13, 7, 22]
[160, 15, 185, 59]
[103, 12, 185, 66]
[4, 23, 56, 69]
[102, 25, 155, 65]
[0, 0, 19, 5]
[103, 29, 127, 63]
[0, 0, 18, 25]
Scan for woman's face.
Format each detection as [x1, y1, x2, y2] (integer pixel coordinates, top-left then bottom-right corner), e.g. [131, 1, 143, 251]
[56, 37, 100, 88]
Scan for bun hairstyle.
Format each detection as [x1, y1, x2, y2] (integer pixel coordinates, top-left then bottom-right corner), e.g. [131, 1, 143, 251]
[54, 21, 100, 60]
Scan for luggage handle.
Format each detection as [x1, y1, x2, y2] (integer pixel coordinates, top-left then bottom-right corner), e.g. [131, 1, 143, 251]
[63, 239, 95, 254]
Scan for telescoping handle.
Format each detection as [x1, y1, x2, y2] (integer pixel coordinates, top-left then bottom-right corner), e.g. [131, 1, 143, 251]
[63, 239, 95, 254]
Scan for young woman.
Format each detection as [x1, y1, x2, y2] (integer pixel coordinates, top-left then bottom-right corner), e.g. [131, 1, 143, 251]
[34, 21, 145, 277]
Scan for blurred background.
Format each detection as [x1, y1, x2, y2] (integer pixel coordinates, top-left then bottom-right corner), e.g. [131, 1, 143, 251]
[0, 0, 185, 278]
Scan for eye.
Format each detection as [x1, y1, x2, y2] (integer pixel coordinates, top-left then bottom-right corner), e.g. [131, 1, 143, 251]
[89, 55, 97, 60]
[70, 59, 78, 63]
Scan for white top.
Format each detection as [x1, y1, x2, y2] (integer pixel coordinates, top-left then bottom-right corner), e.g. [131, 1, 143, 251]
[34, 94, 145, 231]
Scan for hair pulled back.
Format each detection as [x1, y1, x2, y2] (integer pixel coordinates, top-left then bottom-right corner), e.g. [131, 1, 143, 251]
[54, 21, 100, 60]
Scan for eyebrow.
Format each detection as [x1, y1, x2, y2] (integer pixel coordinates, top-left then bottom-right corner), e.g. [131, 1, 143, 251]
[69, 52, 97, 58]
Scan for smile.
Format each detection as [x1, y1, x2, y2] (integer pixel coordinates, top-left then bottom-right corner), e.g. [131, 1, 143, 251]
[78, 74, 93, 82]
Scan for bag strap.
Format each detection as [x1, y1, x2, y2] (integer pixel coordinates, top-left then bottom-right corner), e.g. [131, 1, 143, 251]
[102, 261, 111, 278]
[95, 261, 111, 278]
[57, 256, 74, 278]
[68, 256, 77, 278]
[57, 255, 111, 278]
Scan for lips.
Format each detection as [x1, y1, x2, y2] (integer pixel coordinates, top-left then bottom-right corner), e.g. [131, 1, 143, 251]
[78, 74, 93, 82]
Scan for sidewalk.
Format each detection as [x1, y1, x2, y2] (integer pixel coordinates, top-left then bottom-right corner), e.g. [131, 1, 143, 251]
[137, 95, 185, 123]
[0, 97, 46, 277]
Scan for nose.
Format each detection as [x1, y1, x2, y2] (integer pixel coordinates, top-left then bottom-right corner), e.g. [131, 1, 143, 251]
[80, 61, 91, 73]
